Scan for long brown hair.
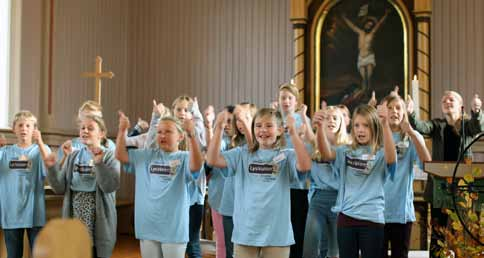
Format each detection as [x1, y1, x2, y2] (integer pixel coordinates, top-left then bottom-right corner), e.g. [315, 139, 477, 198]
[350, 104, 383, 154]
[249, 108, 285, 153]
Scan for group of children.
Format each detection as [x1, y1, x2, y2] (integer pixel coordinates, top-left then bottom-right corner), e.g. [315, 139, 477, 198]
[0, 83, 482, 258]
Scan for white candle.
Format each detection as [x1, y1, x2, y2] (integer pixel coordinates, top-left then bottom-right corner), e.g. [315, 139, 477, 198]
[412, 75, 420, 119]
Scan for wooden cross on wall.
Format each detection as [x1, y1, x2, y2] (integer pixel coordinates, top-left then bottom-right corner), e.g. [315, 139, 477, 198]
[81, 56, 114, 104]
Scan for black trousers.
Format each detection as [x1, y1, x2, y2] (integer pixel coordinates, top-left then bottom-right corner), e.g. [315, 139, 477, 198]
[290, 188, 309, 258]
[381, 222, 413, 258]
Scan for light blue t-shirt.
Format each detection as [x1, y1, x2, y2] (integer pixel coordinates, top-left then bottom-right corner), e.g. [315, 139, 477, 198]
[127, 149, 198, 243]
[0, 144, 51, 229]
[208, 135, 232, 213]
[70, 147, 106, 192]
[384, 132, 423, 223]
[332, 145, 396, 224]
[282, 112, 310, 190]
[310, 161, 339, 191]
[222, 146, 308, 246]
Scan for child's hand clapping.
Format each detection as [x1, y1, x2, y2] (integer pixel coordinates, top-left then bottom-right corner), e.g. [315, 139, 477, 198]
[377, 101, 389, 125]
[44, 153, 57, 168]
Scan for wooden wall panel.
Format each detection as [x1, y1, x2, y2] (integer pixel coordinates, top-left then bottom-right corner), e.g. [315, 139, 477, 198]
[51, 0, 129, 132]
[126, 0, 293, 121]
[431, 0, 484, 116]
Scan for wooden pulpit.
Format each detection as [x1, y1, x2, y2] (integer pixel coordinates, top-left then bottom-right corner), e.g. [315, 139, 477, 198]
[424, 161, 484, 179]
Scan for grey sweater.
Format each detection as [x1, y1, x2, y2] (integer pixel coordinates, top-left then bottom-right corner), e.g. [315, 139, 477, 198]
[47, 149, 120, 258]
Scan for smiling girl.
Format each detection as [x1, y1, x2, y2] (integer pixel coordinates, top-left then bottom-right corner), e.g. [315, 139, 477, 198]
[44, 115, 120, 258]
[207, 108, 311, 258]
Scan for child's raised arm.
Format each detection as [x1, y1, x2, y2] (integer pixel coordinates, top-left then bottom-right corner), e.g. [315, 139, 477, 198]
[314, 110, 336, 161]
[287, 114, 311, 171]
[401, 114, 431, 162]
[115, 111, 131, 164]
[377, 102, 396, 164]
[183, 119, 204, 172]
[33, 129, 51, 160]
[206, 112, 228, 168]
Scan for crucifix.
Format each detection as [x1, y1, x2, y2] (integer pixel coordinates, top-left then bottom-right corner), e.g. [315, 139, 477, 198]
[81, 56, 114, 104]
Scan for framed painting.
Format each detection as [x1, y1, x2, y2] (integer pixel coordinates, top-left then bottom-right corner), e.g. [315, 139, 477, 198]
[310, 0, 413, 112]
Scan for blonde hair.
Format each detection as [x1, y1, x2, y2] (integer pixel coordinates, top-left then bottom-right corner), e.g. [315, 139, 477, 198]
[279, 82, 299, 99]
[78, 101, 102, 117]
[325, 106, 350, 146]
[350, 105, 383, 154]
[442, 90, 463, 106]
[249, 108, 285, 152]
[158, 116, 186, 150]
[12, 110, 38, 128]
[79, 115, 109, 147]
[171, 95, 194, 110]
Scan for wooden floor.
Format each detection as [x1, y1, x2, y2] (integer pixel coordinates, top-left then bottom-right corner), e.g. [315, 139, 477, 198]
[112, 234, 216, 258]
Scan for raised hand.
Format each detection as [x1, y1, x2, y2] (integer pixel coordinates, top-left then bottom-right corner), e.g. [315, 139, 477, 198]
[377, 101, 389, 124]
[390, 86, 399, 97]
[118, 111, 130, 133]
[400, 113, 414, 135]
[472, 94, 482, 112]
[270, 101, 279, 110]
[90, 146, 105, 164]
[183, 118, 196, 138]
[32, 129, 43, 144]
[368, 91, 377, 107]
[299, 104, 308, 117]
[44, 153, 57, 168]
[61, 140, 73, 156]
[214, 111, 228, 130]
[152, 100, 167, 116]
[286, 114, 296, 135]
[406, 95, 414, 114]
[312, 110, 326, 128]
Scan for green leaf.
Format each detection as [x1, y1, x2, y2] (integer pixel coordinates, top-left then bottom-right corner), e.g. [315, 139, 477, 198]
[472, 167, 482, 177]
[464, 173, 475, 183]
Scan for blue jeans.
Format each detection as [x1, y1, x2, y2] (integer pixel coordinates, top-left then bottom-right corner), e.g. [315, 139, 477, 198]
[222, 215, 234, 258]
[302, 189, 338, 258]
[186, 203, 204, 258]
[337, 225, 384, 258]
[3, 227, 42, 258]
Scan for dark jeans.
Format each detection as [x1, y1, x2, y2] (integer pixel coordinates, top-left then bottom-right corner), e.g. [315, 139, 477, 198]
[290, 188, 309, 258]
[186, 203, 204, 258]
[430, 207, 448, 258]
[337, 226, 384, 258]
[222, 215, 234, 258]
[3, 227, 42, 258]
[382, 222, 412, 258]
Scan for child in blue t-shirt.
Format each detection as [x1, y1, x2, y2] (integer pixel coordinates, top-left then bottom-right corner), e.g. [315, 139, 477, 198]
[381, 94, 431, 258]
[57, 100, 116, 167]
[0, 111, 51, 258]
[303, 106, 350, 258]
[278, 82, 314, 258]
[316, 104, 397, 258]
[115, 112, 203, 258]
[207, 108, 312, 258]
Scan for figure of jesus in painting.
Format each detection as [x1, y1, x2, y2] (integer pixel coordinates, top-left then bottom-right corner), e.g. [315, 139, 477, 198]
[342, 9, 389, 92]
